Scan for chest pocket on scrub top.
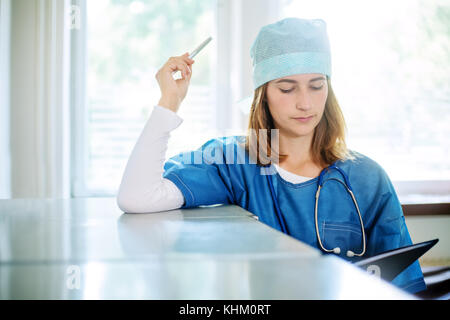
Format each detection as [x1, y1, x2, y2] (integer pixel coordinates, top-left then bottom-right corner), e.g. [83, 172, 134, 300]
[322, 220, 363, 255]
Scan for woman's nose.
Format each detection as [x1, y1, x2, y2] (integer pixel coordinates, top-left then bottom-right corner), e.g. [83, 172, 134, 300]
[295, 94, 312, 110]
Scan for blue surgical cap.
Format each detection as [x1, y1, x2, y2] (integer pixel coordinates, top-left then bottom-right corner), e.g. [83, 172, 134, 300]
[250, 17, 332, 90]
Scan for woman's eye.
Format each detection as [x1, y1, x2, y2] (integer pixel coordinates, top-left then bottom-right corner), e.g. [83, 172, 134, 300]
[280, 86, 323, 93]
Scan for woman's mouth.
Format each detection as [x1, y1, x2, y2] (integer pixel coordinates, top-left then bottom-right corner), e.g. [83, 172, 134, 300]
[293, 115, 314, 123]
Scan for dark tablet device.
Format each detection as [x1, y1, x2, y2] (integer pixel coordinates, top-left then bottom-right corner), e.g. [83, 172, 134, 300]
[354, 238, 439, 282]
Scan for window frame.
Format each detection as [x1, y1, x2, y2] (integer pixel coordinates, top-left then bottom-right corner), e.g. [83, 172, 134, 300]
[71, 0, 92, 197]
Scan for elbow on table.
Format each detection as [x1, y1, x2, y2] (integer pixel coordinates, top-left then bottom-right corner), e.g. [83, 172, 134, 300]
[116, 189, 177, 214]
[116, 191, 149, 214]
[116, 192, 135, 213]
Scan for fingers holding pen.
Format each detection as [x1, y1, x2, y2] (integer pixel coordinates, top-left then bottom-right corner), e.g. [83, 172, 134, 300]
[156, 38, 211, 112]
[170, 53, 195, 78]
[182, 52, 195, 73]
[183, 52, 195, 65]
[168, 59, 189, 79]
[182, 53, 195, 77]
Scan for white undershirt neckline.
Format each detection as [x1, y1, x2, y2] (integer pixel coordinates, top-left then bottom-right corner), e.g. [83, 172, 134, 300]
[273, 163, 314, 184]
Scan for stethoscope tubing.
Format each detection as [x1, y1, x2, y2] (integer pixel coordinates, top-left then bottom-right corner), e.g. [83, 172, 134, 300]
[266, 162, 366, 257]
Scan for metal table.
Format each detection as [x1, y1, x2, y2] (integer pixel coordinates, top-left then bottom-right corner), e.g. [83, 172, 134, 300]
[0, 198, 413, 299]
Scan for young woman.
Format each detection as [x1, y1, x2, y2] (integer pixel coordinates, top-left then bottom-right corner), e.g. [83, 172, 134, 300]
[117, 17, 426, 294]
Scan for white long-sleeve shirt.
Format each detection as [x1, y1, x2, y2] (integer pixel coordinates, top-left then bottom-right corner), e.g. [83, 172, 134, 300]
[116, 105, 312, 213]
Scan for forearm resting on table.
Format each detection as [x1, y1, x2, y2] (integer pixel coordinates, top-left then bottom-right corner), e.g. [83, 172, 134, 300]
[116, 105, 185, 213]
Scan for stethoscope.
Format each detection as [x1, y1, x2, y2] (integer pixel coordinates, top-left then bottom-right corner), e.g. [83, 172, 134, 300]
[266, 161, 366, 258]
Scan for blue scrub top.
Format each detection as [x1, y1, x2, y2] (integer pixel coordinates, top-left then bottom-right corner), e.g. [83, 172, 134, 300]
[163, 135, 426, 294]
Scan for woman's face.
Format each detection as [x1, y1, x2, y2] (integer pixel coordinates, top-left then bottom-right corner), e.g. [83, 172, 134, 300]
[266, 73, 328, 138]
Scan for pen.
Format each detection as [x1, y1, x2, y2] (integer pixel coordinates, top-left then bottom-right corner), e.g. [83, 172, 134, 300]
[172, 36, 212, 79]
[188, 36, 212, 59]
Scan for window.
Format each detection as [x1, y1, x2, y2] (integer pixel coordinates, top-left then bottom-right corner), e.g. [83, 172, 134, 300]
[72, 0, 449, 199]
[73, 0, 219, 196]
[281, 0, 450, 186]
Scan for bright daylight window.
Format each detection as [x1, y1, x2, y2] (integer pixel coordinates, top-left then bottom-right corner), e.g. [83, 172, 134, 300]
[79, 0, 217, 195]
[75, 0, 449, 197]
[282, 0, 449, 182]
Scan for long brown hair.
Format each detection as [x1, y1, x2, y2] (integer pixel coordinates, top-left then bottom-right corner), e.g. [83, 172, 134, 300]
[241, 76, 355, 168]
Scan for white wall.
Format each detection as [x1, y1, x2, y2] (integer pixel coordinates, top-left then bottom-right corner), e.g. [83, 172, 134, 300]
[10, 0, 39, 197]
[0, 0, 11, 199]
[406, 216, 450, 266]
